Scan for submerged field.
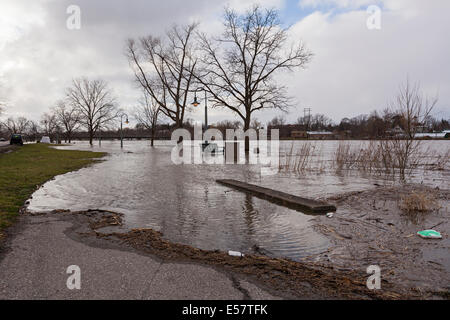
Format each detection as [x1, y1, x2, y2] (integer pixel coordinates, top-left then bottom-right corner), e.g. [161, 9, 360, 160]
[27, 140, 449, 257]
[0, 144, 105, 235]
[7, 140, 450, 297]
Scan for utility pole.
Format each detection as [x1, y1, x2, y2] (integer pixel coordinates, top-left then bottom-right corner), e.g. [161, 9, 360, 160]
[304, 107, 312, 131]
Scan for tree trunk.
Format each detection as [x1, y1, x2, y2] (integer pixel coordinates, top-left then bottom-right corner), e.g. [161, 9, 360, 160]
[244, 116, 251, 153]
[151, 127, 155, 147]
[89, 130, 94, 145]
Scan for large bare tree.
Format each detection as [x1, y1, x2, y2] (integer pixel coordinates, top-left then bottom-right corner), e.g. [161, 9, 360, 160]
[196, 6, 312, 137]
[126, 23, 198, 129]
[66, 78, 117, 145]
[53, 101, 81, 143]
[134, 92, 161, 147]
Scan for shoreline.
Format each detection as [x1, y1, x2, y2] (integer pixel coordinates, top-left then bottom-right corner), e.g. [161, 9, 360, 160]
[1, 183, 447, 299]
[18, 182, 449, 299]
[0, 144, 106, 237]
[3, 208, 410, 300]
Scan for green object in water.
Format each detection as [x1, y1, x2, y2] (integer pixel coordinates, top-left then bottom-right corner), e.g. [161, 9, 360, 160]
[417, 230, 442, 239]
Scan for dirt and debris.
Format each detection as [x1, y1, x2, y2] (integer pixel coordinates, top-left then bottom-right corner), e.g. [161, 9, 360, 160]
[310, 184, 449, 299]
[16, 183, 448, 300]
[21, 207, 427, 300]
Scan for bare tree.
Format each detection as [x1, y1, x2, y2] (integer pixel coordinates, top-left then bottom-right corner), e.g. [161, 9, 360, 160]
[26, 120, 41, 142]
[2, 117, 30, 135]
[296, 116, 309, 129]
[381, 79, 437, 179]
[309, 114, 333, 131]
[40, 112, 59, 138]
[134, 92, 161, 147]
[66, 78, 117, 145]
[126, 23, 198, 129]
[267, 116, 286, 128]
[196, 6, 312, 149]
[53, 101, 80, 143]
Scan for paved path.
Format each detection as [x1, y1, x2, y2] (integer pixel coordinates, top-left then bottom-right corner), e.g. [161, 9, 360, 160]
[0, 214, 281, 300]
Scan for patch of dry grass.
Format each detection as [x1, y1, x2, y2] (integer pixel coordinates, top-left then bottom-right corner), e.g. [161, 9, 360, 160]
[399, 192, 440, 213]
[279, 142, 317, 174]
[433, 149, 450, 171]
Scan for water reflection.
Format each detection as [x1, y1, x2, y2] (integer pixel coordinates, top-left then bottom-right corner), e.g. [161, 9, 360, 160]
[27, 140, 449, 261]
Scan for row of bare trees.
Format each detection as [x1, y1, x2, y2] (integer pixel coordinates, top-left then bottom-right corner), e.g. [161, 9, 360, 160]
[0, 78, 120, 145]
[265, 82, 445, 140]
[126, 6, 312, 150]
[1, 75, 165, 146]
[0, 109, 78, 143]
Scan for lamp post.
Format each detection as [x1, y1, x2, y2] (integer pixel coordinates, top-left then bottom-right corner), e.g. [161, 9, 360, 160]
[192, 88, 209, 151]
[191, 88, 208, 131]
[119, 112, 129, 148]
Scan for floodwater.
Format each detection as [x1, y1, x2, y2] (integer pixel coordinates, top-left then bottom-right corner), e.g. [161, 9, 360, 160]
[27, 140, 449, 261]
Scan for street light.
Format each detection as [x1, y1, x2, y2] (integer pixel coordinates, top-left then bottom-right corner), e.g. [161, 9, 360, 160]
[191, 88, 208, 131]
[119, 112, 129, 148]
[192, 88, 210, 151]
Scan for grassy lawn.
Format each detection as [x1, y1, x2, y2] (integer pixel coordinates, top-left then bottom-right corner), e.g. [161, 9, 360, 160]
[0, 144, 105, 235]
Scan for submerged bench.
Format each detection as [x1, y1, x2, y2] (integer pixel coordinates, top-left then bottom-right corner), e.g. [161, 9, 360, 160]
[216, 179, 337, 214]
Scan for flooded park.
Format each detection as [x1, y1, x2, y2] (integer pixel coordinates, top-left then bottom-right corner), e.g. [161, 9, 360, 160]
[2, 0, 450, 305]
[27, 140, 450, 265]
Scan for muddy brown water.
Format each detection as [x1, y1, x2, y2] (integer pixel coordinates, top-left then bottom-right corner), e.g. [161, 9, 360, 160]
[27, 140, 449, 262]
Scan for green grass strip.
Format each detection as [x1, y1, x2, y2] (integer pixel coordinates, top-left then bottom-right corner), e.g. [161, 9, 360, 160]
[0, 144, 105, 234]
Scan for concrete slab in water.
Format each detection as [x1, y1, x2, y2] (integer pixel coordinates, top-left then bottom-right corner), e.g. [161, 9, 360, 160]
[217, 179, 337, 214]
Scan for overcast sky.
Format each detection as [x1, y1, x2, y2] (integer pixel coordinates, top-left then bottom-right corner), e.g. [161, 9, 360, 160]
[0, 0, 449, 126]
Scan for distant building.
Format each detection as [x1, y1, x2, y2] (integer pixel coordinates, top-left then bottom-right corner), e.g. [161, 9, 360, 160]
[414, 131, 449, 139]
[307, 131, 335, 140]
[291, 131, 308, 139]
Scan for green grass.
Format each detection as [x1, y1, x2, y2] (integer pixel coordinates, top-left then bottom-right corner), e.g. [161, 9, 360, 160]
[0, 144, 105, 234]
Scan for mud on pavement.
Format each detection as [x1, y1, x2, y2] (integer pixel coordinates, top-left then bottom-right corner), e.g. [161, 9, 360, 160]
[7, 207, 423, 300]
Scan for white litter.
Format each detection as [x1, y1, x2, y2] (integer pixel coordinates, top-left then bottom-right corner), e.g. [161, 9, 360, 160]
[326, 213, 334, 218]
[228, 251, 244, 257]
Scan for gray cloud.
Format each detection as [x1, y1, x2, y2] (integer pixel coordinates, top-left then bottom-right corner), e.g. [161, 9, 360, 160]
[0, 0, 448, 126]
